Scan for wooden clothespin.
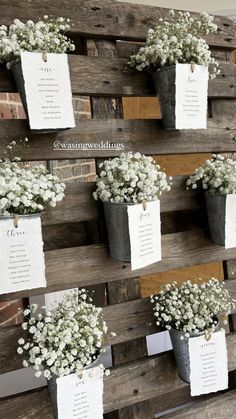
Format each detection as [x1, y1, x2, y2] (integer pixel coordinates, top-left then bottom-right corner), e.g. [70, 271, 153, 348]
[14, 214, 19, 228]
[142, 200, 147, 210]
[42, 51, 48, 62]
[204, 329, 212, 341]
[191, 63, 195, 73]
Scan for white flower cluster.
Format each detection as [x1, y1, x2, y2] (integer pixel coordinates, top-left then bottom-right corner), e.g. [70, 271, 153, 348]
[151, 278, 235, 337]
[0, 160, 65, 215]
[128, 10, 219, 79]
[17, 289, 108, 379]
[0, 16, 75, 67]
[186, 154, 236, 195]
[93, 152, 172, 203]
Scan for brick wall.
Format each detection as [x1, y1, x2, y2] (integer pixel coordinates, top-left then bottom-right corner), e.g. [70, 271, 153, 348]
[0, 92, 95, 326]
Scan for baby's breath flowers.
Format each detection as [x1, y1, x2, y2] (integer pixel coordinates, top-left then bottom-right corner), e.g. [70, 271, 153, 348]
[128, 10, 219, 79]
[93, 152, 172, 203]
[0, 161, 65, 215]
[151, 279, 235, 338]
[17, 289, 108, 379]
[186, 154, 236, 195]
[0, 16, 75, 67]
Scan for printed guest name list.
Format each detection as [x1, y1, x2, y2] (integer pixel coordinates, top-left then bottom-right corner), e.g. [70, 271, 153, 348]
[128, 201, 161, 270]
[21, 52, 75, 130]
[0, 216, 46, 294]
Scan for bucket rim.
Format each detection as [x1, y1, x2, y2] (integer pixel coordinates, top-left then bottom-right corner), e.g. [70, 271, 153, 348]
[0, 212, 41, 220]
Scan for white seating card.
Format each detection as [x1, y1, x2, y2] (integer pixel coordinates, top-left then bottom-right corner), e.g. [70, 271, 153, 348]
[175, 63, 208, 130]
[0, 216, 46, 294]
[225, 194, 236, 248]
[127, 200, 161, 271]
[189, 330, 228, 397]
[57, 368, 103, 419]
[21, 52, 75, 130]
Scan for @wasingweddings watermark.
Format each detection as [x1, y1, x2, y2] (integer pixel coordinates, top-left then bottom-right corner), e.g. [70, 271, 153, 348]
[53, 140, 125, 151]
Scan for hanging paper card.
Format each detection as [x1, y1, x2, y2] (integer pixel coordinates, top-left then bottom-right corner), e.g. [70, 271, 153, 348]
[0, 215, 46, 295]
[20, 52, 75, 130]
[57, 367, 103, 419]
[225, 194, 236, 248]
[127, 200, 161, 271]
[189, 330, 228, 397]
[175, 63, 208, 129]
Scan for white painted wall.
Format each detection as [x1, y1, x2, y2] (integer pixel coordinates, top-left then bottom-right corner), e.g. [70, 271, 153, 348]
[118, 0, 236, 16]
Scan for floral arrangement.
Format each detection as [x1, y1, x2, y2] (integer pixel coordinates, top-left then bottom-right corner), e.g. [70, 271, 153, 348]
[186, 154, 236, 195]
[128, 10, 219, 79]
[0, 16, 75, 67]
[17, 289, 109, 379]
[0, 140, 65, 215]
[151, 278, 235, 338]
[93, 152, 172, 203]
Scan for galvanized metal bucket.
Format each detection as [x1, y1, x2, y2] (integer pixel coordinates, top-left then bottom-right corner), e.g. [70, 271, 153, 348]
[152, 66, 176, 130]
[10, 61, 65, 134]
[47, 356, 101, 418]
[205, 193, 226, 246]
[169, 328, 204, 383]
[103, 202, 134, 262]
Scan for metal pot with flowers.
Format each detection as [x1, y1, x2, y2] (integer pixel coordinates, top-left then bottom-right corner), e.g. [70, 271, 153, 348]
[0, 16, 75, 133]
[187, 154, 236, 247]
[93, 152, 172, 262]
[0, 139, 65, 294]
[150, 279, 235, 382]
[128, 10, 219, 129]
[17, 289, 111, 418]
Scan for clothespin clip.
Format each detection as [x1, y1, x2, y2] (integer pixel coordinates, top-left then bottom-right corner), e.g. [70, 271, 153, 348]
[191, 63, 195, 73]
[42, 51, 48, 62]
[204, 329, 212, 341]
[142, 200, 147, 211]
[14, 214, 19, 228]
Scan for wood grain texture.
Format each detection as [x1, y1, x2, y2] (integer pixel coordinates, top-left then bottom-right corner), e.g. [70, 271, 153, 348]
[0, 120, 236, 160]
[1, 280, 235, 375]
[1, 333, 236, 415]
[0, 58, 236, 97]
[0, 175, 203, 222]
[0, 1, 235, 42]
[154, 154, 212, 176]
[122, 97, 161, 119]
[1, 227, 236, 300]
[141, 262, 224, 297]
[163, 388, 236, 418]
[41, 182, 99, 225]
[0, 326, 23, 374]
[0, 388, 53, 419]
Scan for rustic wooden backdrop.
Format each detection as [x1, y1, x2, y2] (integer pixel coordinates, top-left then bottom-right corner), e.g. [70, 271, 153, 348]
[0, 1, 236, 418]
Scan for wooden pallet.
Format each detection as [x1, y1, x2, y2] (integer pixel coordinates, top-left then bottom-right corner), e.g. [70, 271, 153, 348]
[0, 1, 236, 418]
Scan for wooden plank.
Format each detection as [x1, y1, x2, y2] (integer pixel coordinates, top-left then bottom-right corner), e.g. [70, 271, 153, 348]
[0, 1, 235, 42]
[42, 222, 89, 251]
[162, 388, 236, 418]
[42, 182, 99, 225]
[1, 333, 236, 415]
[122, 97, 161, 119]
[1, 230, 236, 301]
[154, 154, 212, 176]
[0, 388, 53, 419]
[0, 58, 236, 97]
[0, 325, 23, 374]
[0, 120, 236, 160]
[141, 261, 224, 297]
[1, 279, 235, 374]
[211, 99, 236, 122]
